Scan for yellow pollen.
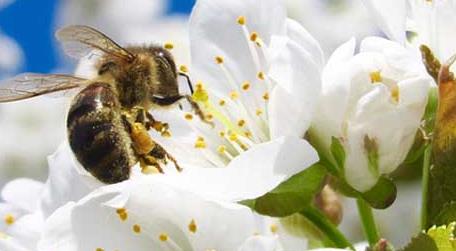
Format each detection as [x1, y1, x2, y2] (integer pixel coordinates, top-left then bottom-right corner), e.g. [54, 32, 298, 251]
[237, 119, 246, 127]
[194, 137, 207, 149]
[370, 71, 382, 83]
[240, 143, 248, 150]
[217, 145, 227, 153]
[237, 16, 246, 25]
[256, 109, 263, 116]
[229, 132, 238, 141]
[164, 42, 174, 50]
[230, 91, 239, 100]
[219, 131, 226, 137]
[270, 224, 279, 233]
[192, 82, 209, 102]
[159, 233, 169, 242]
[250, 32, 258, 42]
[4, 214, 14, 225]
[391, 85, 400, 103]
[244, 131, 252, 138]
[188, 219, 197, 233]
[96, 248, 105, 251]
[133, 224, 141, 233]
[257, 71, 265, 80]
[184, 113, 193, 120]
[206, 113, 214, 120]
[219, 99, 226, 106]
[215, 56, 224, 64]
[242, 81, 250, 91]
[162, 131, 172, 138]
[263, 92, 269, 100]
[179, 65, 189, 73]
[116, 208, 128, 221]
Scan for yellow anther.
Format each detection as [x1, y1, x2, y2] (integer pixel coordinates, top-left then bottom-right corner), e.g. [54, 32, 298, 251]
[188, 219, 197, 233]
[192, 82, 209, 103]
[257, 71, 265, 80]
[206, 113, 214, 121]
[250, 32, 258, 42]
[242, 81, 250, 91]
[96, 248, 105, 251]
[237, 119, 246, 127]
[229, 132, 238, 141]
[244, 131, 252, 138]
[162, 131, 172, 138]
[219, 99, 226, 106]
[237, 16, 246, 25]
[240, 143, 248, 151]
[164, 42, 174, 50]
[4, 214, 14, 225]
[184, 113, 193, 120]
[215, 56, 224, 64]
[194, 137, 206, 149]
[230, 91, 239, 100]
[262, 92, 269, 100]
[219, 131, 226, 137]
[133, 224, 141, 233]
[217, 145, 227, 153]
[159, 233, 169, 242]
[370, 71, 382, 83]
[179, 65, 189, 73]
[391, 85, 400, 103]
[116, 208, 128, 221]
[270, 224, 279, 233]
[256, 109, 263, 116]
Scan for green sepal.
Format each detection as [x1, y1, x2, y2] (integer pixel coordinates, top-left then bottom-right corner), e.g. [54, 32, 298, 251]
[330, 136, 345, 172]
[240, 163, 326, 217]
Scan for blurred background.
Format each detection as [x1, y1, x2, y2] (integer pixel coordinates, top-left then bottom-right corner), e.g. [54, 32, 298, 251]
[0, 0, 420, 248]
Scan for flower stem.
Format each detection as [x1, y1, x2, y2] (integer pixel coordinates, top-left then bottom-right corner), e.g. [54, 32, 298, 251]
[421, 143, 432, 229]
[301, 206, 354, 250]
[356, 198, 380, 247]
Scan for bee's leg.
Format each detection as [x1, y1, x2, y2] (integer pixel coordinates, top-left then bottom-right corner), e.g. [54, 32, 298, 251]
[144, 112, 170, 137]
[184, 95, 214, 127]
[148, 143, 182, 172]
[139, 155, 164, 174]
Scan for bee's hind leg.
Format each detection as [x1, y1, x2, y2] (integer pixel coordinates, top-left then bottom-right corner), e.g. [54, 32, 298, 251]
[148, 143, 182, 172]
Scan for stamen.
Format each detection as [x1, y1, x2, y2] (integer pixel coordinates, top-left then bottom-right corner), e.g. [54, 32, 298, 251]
[206, 113, 214, 121]
[159, 233, 169, 242]
[237, 119, 246, 127]
[250, 32, 259, 42]
[230, 91, 239, 100]
[262, 92, 269, 101]
[242, 81, 251, 91]
[219, 99, 226, 106]
[194, 137, 207, 149]
[215, 56, 224, 64]
[257, 71, 265, 80]
[184, 113, 193, 121]
[4, 214, 14, 225]
[179, 65, 189, 73]
[256, 109, 263, 116]
[391, 85, 400, 103]
[192, 82, 209, 103]
[133, 224, 141, 234]
[270, 224, 279, 233]
[96, 248, 105, 251]
[237, 16, 246, 25]
[164, 42, 174, 50]
[188, 219, 197, 233]
[116, 208, 128, 221]
[370, 71, 382, 83]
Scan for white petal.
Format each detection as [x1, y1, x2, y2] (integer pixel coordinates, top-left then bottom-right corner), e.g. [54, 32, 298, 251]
[362, 0, 407, 43]
[189, 0, 286, 94]
[40, 142, 100, 218]
[238, 236, 281, 251]
[39, 181, 263, 251]
[1, 178, 43, 213]
[6, 213, 44, 250]
[156, 136, 319, 201]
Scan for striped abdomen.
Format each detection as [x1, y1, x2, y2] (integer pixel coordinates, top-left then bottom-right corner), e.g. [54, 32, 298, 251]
[67, 82, 136, 184]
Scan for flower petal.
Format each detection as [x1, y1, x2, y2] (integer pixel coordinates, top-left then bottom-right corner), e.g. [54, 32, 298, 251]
[362, 0, 407, 43]
[156, 136, 319, 201]
[1, 178, 43, 213]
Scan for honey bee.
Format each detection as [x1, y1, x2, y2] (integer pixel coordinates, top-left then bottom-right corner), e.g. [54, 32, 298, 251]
[0, 25, 205, 184]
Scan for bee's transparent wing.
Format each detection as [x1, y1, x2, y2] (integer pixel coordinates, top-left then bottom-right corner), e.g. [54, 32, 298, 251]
[0, 73, 88, 102]
[55, 25, 134, 61]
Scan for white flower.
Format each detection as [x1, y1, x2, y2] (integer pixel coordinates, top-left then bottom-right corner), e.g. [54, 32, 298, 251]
[147, 0, 322, 200]
[0, 178, 45, 250]
[310, 37, 431, 192]
[363, 0, 456, 61]
[37, 178, 309, 251]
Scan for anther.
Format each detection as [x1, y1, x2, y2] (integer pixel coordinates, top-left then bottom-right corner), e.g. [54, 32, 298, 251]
[262, 92, 269, 101]
[237, 119, 246, 127]
[391, 85, 400, 103]
[184, 113, 193, 120]
[133, 224, 141, 233]
[192, 82, 209, 102]
[230, 91, 239, 100]
[219, 99, 226, 106]
[188, 219, 197, 233]
[179, 65, 189, 73]
[217, 145, 227, 153]
[237, 16, 246, 25]
[159, 233, 169, 242]
[4, 214, 14, 225]
[257, 71, 265, 80]
[164, 42, 174, 50]
[116, 208, 128, 221]
[270, 224, 279, 233]
[96, 248, 105, 251]
[370, 71, 382, 83]
[215, 56, 224, 64]
[256, 109, 263, 116]
[242, 81, 250, 91]
[250, 32, 258, 42]
[194, 137, 207, 148]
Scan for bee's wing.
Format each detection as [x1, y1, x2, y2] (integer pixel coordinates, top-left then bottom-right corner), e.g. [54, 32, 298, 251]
[0, 73, 89, 102]
[55, 25, 135, 61]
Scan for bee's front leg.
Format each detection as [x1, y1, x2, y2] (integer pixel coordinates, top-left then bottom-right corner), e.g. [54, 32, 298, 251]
[144, 111, 170, 137]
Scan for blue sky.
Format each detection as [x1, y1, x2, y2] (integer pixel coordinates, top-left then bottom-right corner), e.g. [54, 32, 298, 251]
[0, 0, 195, 73]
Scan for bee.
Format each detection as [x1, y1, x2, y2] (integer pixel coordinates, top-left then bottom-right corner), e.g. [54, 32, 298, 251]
[0, 25, 206, 184]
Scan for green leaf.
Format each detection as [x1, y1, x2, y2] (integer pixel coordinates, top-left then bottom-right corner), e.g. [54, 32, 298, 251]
[240, 163, 326, 217]
[330, 137, 345, 172]
[361, 177, 397, 209]
[399, 233, 438, 251]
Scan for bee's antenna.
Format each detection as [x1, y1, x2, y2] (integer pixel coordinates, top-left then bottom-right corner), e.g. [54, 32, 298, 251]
[178, 72, 194, 94]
